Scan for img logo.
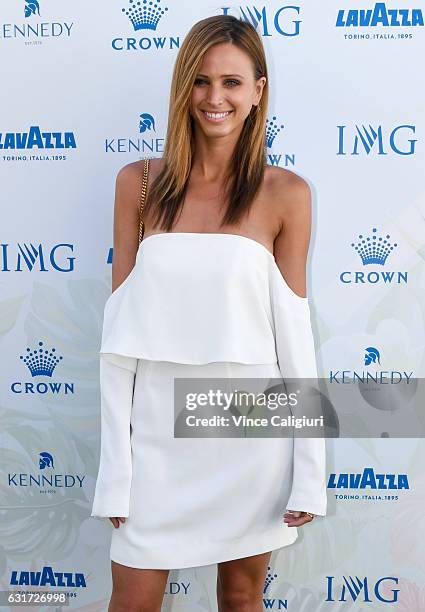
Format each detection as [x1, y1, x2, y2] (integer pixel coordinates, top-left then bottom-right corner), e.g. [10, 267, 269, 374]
[325, 575, 400, 603]
[11, 340, 74, 395]
[222, 5, 302, 37]
[337, 124, 417, 156]
[0, 0, 74, 44]
[265, 115, 295, 168]
[339, 227, 408, 285]
[8, 451, 86, 493]
[105, 112, 164, 154]
[0, 243, 75, 272]
[329, 345, 413, 384]
[112, 0, 180, 52]
[25, 0, 40, 18]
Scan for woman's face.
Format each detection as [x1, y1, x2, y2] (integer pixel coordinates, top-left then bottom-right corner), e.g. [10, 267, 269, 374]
[190, 42, 266, 141]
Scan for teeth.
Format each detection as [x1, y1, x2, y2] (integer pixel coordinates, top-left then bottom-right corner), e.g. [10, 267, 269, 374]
[204, 111, 231, 119]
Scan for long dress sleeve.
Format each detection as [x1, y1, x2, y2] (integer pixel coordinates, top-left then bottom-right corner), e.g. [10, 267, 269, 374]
[270, 264, 328, 517]
[91, 353, 138, 519]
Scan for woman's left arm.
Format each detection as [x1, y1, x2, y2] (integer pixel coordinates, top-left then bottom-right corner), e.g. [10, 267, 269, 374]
[270, 170, 328, 525]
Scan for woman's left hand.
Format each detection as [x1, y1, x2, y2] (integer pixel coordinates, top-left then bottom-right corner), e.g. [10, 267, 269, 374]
[283, 509, 315, 527]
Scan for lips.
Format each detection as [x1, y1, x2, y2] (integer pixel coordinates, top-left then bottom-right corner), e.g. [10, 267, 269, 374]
[201, 110, 233, 122]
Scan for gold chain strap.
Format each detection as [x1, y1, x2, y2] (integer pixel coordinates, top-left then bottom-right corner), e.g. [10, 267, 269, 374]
[138, 158, 150, 245]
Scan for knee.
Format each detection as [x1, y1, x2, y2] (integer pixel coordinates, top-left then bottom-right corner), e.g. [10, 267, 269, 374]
[109, 593, 160, 612]
[217, 586, 256, 611]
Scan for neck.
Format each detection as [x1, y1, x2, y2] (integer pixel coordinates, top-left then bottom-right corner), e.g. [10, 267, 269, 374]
[191, 128, 241, 182]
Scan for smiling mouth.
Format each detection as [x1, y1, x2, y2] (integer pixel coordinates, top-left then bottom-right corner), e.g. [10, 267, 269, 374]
[201, 110, 233, 122]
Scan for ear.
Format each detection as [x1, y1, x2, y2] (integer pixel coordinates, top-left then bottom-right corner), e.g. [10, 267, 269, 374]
[254, 76, 267, 105]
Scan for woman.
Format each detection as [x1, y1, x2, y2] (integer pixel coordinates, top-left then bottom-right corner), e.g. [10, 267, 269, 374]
[91, 14, 327, 612]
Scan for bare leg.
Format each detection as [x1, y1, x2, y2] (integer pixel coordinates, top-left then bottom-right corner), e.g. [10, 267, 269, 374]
[217, 551, 272, 612]
[108, 560, 170, 612]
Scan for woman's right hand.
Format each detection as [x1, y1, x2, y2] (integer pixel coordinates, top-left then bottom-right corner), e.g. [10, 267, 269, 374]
[109, 517, 126, 528]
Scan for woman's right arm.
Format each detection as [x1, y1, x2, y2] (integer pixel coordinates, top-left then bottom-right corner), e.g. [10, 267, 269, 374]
[90, 163, 142, 526]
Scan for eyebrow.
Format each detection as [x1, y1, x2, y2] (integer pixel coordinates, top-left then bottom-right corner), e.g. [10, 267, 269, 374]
[196, 73, 245, 79]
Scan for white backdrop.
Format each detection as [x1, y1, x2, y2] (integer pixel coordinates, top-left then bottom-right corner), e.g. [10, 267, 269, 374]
[1, 0, 424, 610]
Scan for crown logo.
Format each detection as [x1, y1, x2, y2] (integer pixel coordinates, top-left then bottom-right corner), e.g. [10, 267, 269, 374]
[122, 0, 168, 31]
[266, 116, 284, 148]
[20, 341, 63, 377]
[263, 565, 278, 594]
[351, 227, 398, 266]
[25, 0, 40, 18]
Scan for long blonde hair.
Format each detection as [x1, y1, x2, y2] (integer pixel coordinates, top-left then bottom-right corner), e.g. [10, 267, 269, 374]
[144, 14, 269, 230]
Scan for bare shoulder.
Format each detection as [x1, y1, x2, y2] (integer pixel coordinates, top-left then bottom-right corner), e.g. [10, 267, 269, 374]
[116, 157, 164, 195]
[263, 165, 312, 229]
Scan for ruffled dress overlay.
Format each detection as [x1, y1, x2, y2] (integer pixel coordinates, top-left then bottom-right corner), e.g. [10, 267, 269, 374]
[90, 233, 327, 569]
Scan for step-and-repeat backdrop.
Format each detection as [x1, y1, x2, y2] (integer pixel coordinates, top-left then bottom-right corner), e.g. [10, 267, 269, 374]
[1, 0, 424, 610]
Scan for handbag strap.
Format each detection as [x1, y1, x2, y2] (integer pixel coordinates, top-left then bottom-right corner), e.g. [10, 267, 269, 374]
[138, 157, 150, 245]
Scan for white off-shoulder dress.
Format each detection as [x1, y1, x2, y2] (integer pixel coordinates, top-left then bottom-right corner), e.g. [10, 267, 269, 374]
[90, 232, 327, 569]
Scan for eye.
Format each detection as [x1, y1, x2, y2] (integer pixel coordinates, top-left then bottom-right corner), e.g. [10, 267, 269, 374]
[194, 77, 208, 86]
[224, 79, 240, 87]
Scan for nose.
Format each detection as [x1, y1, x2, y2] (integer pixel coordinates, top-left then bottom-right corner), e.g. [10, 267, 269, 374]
[205, 84, 223, 107]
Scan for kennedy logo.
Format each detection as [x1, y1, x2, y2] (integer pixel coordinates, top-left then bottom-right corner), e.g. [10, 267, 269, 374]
[337, 124, 417, 156]
[112, 0, 180, 52]
[105, 112, 163, 154]
[339, 227, 408, 285]
[11, 340, 73, 395]
[25, 0, 40, 18]
[329, 345, 413, 384]
[222, 5, 302, 37]
[1, 0, 74, 43]
[8, 451, 86, 493]
[139, 112, 155, 134]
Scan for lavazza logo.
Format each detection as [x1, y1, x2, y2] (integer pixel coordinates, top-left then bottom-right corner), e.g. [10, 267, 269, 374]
[7, 451, 86, 494]
[11, 340, 74, 396]
[0, 125, 77, 163]
[339, 227, 408, 285]
[0, 0, 74, 45]
[105, 112, 164, 155]
[336, 2, 423, 41]
[112, 0, 180, 52]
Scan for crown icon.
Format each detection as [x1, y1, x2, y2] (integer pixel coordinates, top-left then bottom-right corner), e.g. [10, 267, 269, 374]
[263, 565, 278, 594]
[265, 116, 284, 148]
[122, 0, 168, 31]
[351, 227, 398, 266]
[20, 341, 63, 377]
